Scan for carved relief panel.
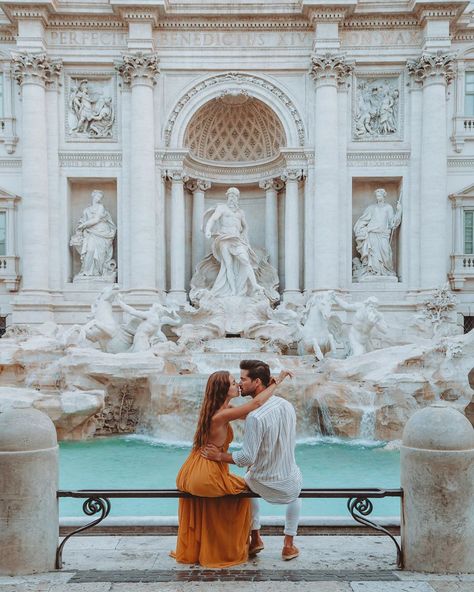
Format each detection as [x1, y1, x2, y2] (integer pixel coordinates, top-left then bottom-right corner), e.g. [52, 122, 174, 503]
[65, 72, 118, 142]
[352, 74, 403, 141]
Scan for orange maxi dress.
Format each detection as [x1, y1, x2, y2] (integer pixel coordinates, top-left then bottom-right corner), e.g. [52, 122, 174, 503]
[174, 425, 251, 568]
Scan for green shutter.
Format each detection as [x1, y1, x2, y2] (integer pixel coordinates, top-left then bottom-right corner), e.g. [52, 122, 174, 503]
[464, 210, 474, 255]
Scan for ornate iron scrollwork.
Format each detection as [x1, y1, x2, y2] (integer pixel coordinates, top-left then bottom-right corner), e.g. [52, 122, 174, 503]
[56, 496, 111, 569]
[347, 496, 403, 568]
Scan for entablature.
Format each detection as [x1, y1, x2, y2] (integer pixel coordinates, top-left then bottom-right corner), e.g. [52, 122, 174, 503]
[0, 0, 471, 32]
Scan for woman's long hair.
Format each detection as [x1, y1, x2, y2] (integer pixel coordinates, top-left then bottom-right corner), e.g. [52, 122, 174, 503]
[193, 371, 230, 450]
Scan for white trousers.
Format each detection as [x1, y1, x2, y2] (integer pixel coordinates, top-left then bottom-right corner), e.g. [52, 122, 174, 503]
[250, 498, 301, 537]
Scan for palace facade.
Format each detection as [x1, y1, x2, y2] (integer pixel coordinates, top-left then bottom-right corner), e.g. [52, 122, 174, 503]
[0, 0, 474, 330]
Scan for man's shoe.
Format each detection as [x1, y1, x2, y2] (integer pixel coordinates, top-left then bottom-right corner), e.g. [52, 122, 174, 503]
[282, 545, 299, 561]
[249, 542, 264, 557]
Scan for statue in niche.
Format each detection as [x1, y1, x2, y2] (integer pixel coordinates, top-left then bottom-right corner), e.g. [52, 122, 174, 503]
[69, 79, 115, 138]
[116, 295, 181, 353]
[354, 79, 399, 138]
[190, 187, 279, 303]
[334, 295, 389, 356]
[353, 188, 402, 280]
[70, 189, 117, 280]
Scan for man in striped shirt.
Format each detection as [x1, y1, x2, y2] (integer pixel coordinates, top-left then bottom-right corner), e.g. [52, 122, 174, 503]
[202, 359, 302, 561]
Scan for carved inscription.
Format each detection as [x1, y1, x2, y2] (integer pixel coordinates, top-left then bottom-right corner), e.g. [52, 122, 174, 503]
[155, 31, 312, 47]
[46, 28, 422, 49]
[48, 30, 128, 46]
[342, 30, 422, 47]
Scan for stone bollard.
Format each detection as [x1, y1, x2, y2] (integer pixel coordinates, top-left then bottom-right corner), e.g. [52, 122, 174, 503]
[0, 408, 59, 575]
[401, 403, 474, 573]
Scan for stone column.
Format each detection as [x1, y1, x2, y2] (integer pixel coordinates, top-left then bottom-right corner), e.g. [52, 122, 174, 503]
[12, 53, 61, 294]
[46, 71, 62, 293]
[310, 52, 353, 291]
[401, 404, 474, 573]
[407, 73, 423, 290]
[259, 178, 282, 268]
[408, 52, 456, 289]
[168, 170, 188, 303]
[303, 163, 315, 291]
[0, 408, 58, 575]
[281, 170, 302, 297]
[186, 179, 211, 272]
[116, 53, 159, 294]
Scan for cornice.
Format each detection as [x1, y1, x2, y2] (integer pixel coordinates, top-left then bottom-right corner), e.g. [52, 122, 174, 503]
[448, 157, 474, 167]
[59, 151, 122, 167]
[0, 27, 15, 42]
[347, 151, 410, 166]
[0, 158, 21, 167]
[342, 15, 419, 29]
[48, 16, 125, 29]
[410, 1, 469, 23]
[113, 7, 159, 26]
[1, 1, 58, 25]
[156, 15, 310, 30]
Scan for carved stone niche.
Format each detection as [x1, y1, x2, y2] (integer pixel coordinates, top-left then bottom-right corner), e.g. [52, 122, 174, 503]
[68, 178, 118, 284]
[352, 74, 403, 141]
[65, 72, 117, 141]
[351, 177, 403, 283]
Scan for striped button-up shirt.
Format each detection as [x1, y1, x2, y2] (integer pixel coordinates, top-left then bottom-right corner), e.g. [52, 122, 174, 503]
[232, 396, 302, 504]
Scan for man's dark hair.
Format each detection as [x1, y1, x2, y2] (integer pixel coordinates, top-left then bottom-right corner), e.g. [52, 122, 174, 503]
[240, 359, 271, 387]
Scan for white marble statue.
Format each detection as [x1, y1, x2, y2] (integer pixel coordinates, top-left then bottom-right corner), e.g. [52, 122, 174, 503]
[297, 291, 343, 360]
[116, 295, 181, 352]
[69, 79, 115, 138]
[204, 186, 263, 297]
[334, 295, 388, 356]
[354, 79, 400, 138]
[353, 188, 402, 279]
[82, 284, 121, 350]
[70, 190, 117, 280]
[190, 187, 279, 303]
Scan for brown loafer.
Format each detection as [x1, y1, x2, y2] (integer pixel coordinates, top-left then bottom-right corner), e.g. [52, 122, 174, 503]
[249, 543, 264, 557]
[282, 545, 299, 561]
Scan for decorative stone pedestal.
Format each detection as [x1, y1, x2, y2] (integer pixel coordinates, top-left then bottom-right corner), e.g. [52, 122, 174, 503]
[401, 403, 474, 573]
[0, 408, 58, 575]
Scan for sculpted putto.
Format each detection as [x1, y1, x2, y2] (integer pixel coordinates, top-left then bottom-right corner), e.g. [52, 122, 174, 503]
[190, 187, 279, 303]
[70, 190, 117, 280]
[353, 188, 402, 279]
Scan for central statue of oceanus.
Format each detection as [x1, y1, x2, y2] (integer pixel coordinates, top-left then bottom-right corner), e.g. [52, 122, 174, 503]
[190, 187, 279, 303]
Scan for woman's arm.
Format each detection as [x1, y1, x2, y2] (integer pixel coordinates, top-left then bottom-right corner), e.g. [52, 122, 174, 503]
[212, 370, 293, 425]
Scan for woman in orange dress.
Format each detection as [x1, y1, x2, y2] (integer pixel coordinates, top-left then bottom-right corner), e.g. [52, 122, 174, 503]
[173, 369, 291, 568]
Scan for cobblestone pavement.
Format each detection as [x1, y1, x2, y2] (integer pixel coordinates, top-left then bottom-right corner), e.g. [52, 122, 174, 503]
[0, 536, 472, 592]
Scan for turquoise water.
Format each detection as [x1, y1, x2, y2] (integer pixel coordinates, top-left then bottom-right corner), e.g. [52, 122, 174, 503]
[59, 436, 400, 518]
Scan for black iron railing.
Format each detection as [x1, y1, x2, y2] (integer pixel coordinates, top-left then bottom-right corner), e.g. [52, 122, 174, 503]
[56, 487, 403, 570]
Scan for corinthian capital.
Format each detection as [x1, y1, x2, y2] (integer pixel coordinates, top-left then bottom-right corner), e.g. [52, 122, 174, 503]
[115, 52, 160, 87]
[185, 178, 211, 193]
[165, 169, 189, 183]
[281, 169, 304, 183]
[310, 52, 353, 84]
[11, 52, 62, 87]
[407, 51, 457, 86]
[259, 178, 284, 192]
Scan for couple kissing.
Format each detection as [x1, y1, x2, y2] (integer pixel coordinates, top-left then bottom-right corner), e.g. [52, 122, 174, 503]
[171, 359, 302, 568]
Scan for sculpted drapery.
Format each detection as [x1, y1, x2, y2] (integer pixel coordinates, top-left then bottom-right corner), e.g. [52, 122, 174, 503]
[70, 190, 116, 277]
[353, 188, 402, 278]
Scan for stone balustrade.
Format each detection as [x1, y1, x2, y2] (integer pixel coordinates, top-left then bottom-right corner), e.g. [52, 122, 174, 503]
[0, 255, 20, 291]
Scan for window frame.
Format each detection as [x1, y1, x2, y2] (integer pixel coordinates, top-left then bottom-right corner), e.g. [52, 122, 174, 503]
[464, 209, 474, 255]
[465, 71, 474, 117]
